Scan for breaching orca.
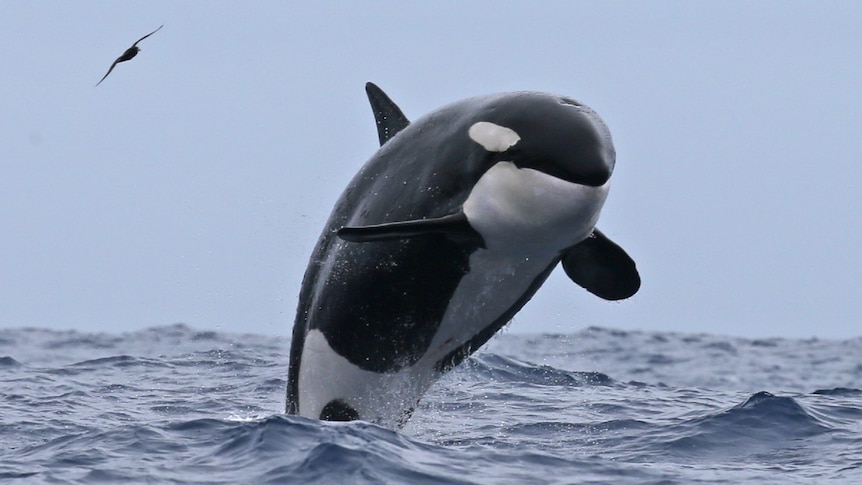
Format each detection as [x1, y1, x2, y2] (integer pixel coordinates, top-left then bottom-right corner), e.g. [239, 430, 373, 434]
[286, 83, 640, 428]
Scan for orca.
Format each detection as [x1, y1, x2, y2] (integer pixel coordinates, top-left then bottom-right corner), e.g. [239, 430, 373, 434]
[285, 82, 640, 428]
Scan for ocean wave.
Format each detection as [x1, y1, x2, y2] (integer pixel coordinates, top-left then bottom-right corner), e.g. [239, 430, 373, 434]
[0, 356, 22, 367]
[69, 355, 172, 369]
[462, 353, 615, 387]
[159, 416, 477, 484]
[1, 325, 860, 484]
[812, 387, 862, 396]
[658, 391, 832, 460]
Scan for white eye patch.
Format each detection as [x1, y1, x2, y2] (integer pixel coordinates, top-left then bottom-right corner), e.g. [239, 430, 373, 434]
[468, 121, 521, 152]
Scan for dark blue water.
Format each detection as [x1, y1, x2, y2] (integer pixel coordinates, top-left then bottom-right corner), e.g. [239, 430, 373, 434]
[1, 324, 860, 484]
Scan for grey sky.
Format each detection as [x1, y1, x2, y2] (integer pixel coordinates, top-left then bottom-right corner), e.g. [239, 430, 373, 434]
[2, 2, 860, 339]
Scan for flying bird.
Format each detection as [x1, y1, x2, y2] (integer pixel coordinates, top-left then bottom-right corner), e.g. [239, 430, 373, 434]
[95, 24, 163, 87]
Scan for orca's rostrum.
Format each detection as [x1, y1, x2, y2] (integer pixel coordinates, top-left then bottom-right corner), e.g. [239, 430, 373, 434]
[286, 83, 640, 428]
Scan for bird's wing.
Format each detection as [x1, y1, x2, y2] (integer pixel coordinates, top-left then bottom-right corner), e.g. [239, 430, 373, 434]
[95, 58, 121, 86]
[132, 24, 164, 47]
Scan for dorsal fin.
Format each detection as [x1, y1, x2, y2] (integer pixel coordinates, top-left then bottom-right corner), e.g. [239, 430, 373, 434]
[365, 82, 410, 146]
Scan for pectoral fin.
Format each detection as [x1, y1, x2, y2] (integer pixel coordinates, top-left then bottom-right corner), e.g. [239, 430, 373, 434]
[338, 212, 483, 246]
[562, 229, 640, 300]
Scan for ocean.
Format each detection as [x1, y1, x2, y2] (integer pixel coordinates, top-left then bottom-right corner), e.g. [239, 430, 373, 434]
[1, 323, 859, 484]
